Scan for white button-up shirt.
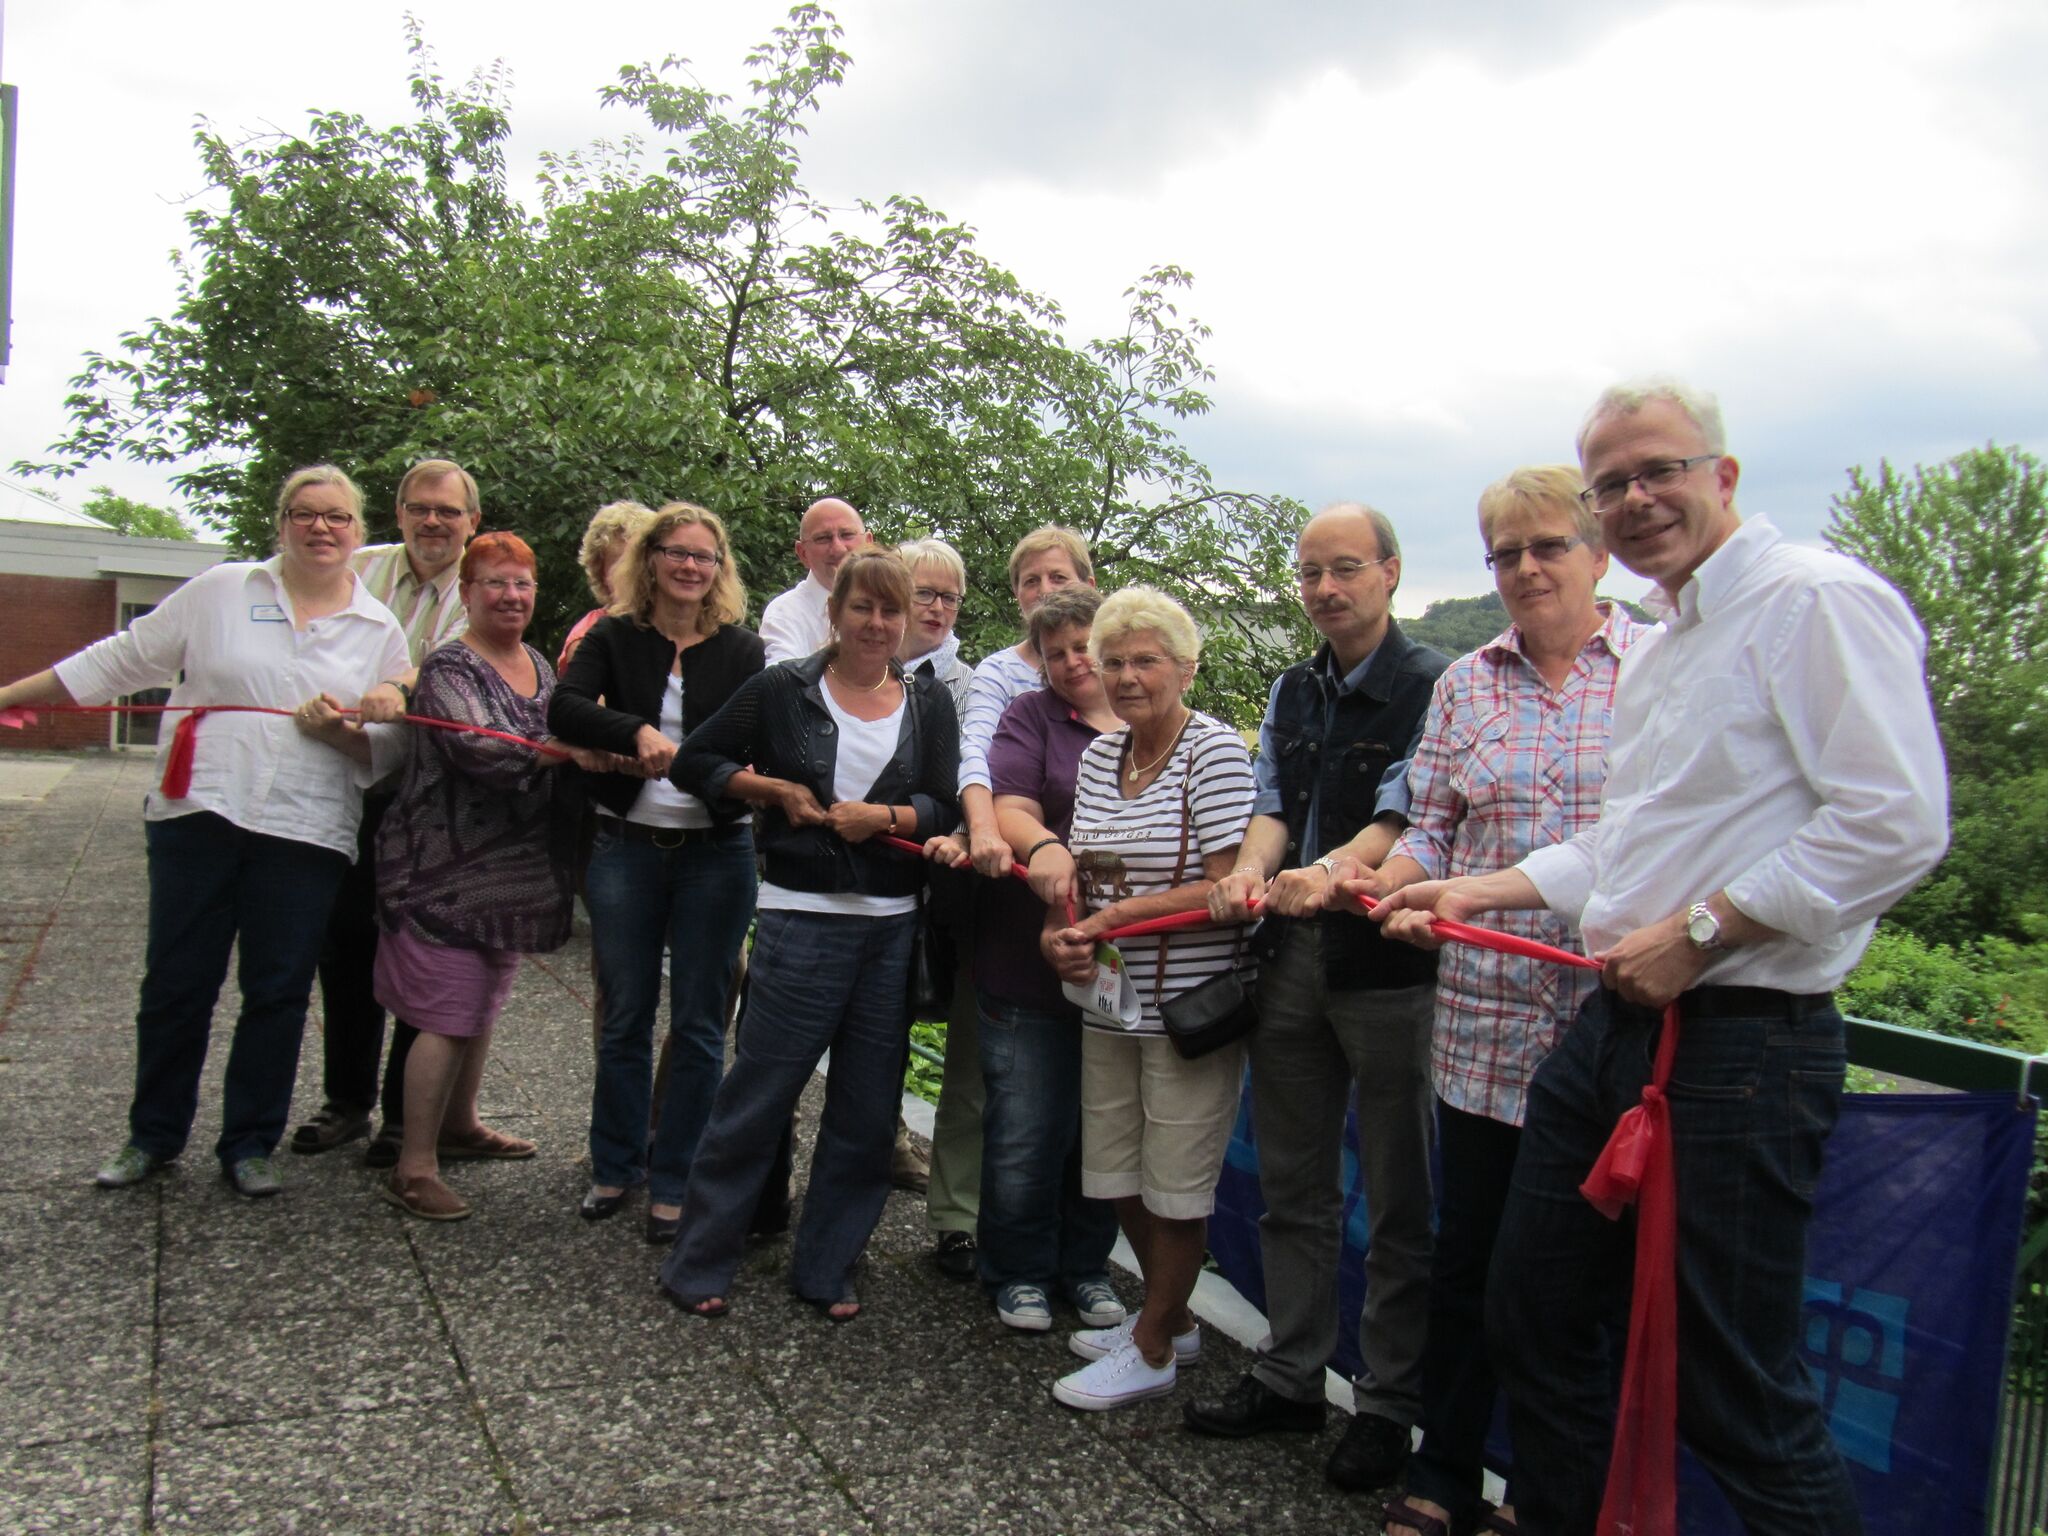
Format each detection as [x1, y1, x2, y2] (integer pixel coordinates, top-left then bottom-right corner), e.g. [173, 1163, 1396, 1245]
[758, 576, 832, 665]
[1518, 517, 1949, 994]
[55, 558, 412, 859]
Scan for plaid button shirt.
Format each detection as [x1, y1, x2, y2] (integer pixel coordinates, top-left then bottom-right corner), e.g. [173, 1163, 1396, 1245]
[1387, 603, 1649, 1126]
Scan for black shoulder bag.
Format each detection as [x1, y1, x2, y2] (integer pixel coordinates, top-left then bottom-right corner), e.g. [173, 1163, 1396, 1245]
[1155, 756, 1258, 1060]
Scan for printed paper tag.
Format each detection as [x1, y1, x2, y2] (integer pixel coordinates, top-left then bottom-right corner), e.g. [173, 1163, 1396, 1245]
[1062, 941, 1143, 1030]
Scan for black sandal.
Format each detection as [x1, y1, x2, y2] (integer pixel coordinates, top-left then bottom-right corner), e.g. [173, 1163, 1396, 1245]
[809, 1288, 860, 1324]
[1381, 1497, 1455, 1536]
[660, 1284, 727, 1319]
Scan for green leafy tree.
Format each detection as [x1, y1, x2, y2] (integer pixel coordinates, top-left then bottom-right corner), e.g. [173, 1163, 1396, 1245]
[20, 6, 1301, 723]
[1825, 444, 2048, 947]
[78, 485, 194, 541]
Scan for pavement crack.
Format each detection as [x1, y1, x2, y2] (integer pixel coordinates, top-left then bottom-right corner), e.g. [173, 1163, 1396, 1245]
[141, 1181, 166, 1534]
[399, 1226, 527, 1524]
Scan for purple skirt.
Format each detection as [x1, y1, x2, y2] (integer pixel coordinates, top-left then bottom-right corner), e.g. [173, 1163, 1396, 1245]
[373, 924, 521, 1039]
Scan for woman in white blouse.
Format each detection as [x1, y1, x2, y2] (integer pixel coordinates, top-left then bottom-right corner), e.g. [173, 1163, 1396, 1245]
[0, 466, 411, 1199]
[1041, 587, 1257, 1412]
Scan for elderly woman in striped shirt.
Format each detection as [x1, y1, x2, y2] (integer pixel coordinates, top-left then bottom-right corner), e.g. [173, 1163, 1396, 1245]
[1040, 587, 1256, 1414]
[1360, 466, 1648, 1536]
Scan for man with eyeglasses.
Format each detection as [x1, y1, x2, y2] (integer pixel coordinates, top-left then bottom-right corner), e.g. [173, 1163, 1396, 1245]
[1186, 503, 1448, 1496]
[759, 497, 869, 665]
[293, 459, 483, 1165]
[1374, 379, 1948, 1533]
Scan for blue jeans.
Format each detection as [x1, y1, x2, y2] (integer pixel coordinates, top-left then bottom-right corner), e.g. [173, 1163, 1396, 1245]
[1487, 986, 1863, 1536]
[131, 811, 349, 1166]
[585, 822, 756, 1202]
[974, 989, 1118, 1292]
[661, 907, 916, 1303]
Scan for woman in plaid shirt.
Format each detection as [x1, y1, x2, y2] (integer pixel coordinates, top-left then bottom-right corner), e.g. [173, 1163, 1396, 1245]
[1367, 466, 1649, 1536]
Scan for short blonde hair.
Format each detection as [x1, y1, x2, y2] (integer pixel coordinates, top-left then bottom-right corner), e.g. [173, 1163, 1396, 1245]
[275, 465, 363, 526]
[610, 502, 748, 636]
[1090, 586, 1201, 669]
[396, 459, 480, 517]
[579, 501, 655, 604]
[1006, 525, 1093, 590]
[896, 537, 967, 594]
[1476, 466, 1600, 549]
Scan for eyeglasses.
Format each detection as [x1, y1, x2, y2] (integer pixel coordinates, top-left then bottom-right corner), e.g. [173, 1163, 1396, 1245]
[285, 508, 355, 529]
[1578, 455, 1719, 512]
[656, 546, 720, 568]
[1097, 653, 1176, 677]
[805, 530, 865, 549]
[401, 501, 470, 523]
[1484, 534, 1586, 570]
[913, 587, 962, 610]
[1293, 556, 1391, 586]
[474, 577, 536, 596]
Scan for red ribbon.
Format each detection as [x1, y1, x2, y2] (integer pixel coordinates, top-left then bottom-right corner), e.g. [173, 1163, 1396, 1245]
[1580, 1001, 1683, 1536]
[0, 702, 567, 799]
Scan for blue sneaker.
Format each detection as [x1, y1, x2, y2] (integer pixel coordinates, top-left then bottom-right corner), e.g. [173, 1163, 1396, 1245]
[1066, 1275, 1127, 1328]
[995, 1281, 1053, 1332]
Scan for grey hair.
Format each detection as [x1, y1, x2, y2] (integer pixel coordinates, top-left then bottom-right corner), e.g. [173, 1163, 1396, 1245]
[1575, 376, 1727, 460]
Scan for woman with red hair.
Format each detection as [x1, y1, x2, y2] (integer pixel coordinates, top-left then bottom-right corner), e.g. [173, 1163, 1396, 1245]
[362, 532, 615, 1219]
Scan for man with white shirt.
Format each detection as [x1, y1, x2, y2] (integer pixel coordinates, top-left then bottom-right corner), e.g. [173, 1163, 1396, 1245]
[1374, 379, 1948, 1534]
[759, 498, 868, 664]
[292, 459, 481, 1164]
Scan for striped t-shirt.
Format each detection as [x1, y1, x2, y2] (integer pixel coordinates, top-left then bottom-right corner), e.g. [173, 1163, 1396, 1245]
[1068, 712, 1255, 1035]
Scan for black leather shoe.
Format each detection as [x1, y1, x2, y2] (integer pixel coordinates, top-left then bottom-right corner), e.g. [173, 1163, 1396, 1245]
[932, 1230, 977, 1280]
[645, 1211, 681, 1246]
[1325, 1410, 1410, 1492]
[1182, 1373, 1326, 1438]
[580, 1187, 629, 1222]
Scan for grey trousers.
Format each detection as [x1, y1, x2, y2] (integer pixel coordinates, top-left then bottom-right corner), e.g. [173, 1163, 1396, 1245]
[1247, 923, 1435, 1422]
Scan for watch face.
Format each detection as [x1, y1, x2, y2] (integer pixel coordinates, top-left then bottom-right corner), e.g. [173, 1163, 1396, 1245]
[1687, 908, 1718, 947]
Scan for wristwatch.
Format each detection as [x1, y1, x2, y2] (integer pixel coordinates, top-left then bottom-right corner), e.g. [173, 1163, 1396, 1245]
[1685, 901, 1725, 952]
[1314, 854, 1341, 878]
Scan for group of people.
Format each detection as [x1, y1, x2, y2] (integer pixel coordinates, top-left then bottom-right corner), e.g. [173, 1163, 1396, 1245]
[0, 375, 1950, 1536]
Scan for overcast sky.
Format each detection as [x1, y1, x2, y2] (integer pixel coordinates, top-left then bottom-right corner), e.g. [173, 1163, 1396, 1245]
[3, 0, 2043, 610]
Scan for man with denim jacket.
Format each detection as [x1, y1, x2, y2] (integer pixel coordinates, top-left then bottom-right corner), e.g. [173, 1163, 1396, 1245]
[1189, 503, 1448, 1493]
[1374, 379, 1949, 1533]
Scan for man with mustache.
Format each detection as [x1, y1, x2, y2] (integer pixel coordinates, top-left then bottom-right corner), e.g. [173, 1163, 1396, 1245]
[292, 459, 482, 1167]
[1188, 503, 1448, 1495]
[1374, 379, 1949, 1533]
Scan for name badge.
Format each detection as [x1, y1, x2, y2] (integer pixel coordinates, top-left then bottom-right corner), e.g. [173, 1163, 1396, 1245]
[249, 603, 288, 624]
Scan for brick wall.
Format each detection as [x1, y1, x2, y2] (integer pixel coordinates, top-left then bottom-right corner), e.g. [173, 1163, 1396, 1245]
[0, 573, 118, 751]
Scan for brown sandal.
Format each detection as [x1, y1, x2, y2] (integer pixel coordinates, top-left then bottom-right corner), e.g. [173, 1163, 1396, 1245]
[436, 1126, 536, 1161]
[379, 1173, 471, 1222]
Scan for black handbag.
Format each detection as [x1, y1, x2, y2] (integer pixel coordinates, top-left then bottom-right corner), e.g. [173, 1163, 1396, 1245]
[1152, 761, 1257, 1060]
[908, 890, 956, 1018]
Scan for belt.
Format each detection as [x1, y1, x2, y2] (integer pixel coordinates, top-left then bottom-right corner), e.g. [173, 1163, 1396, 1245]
[1610, 984, 1834, 1024]
[603, 819, 746, 850]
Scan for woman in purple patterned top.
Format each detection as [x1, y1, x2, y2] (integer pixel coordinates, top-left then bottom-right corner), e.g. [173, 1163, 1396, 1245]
[372, 533, 618, 1221]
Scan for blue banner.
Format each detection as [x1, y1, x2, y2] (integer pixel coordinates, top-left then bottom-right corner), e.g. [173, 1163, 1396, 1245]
[1207, 1085, 2035, 1535]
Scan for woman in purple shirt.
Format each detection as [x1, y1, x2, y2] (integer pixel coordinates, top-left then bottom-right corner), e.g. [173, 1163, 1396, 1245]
[931, 586, 1126, 1334]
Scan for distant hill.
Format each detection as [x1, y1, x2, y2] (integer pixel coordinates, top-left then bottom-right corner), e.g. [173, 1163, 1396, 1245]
[1401, 591, 1651, 658]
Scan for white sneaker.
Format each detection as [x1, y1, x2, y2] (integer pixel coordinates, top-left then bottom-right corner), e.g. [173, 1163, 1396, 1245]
[1052, 1340, 1178, 1411]
[1067, 1316, 1201, 1367]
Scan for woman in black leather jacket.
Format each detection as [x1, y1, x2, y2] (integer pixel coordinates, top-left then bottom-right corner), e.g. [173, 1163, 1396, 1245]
[658, 548, 960, 1321]
[546, 503, 764, 1240]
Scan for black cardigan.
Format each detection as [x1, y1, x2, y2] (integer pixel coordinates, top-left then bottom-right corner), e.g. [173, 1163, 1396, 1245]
[546, 616, 766, 820]
[673, 653, 961, 897]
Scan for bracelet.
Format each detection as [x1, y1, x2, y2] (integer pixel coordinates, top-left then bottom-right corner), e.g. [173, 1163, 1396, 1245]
[886, 805, 900, 835]
[1023, 836, 1062, 866]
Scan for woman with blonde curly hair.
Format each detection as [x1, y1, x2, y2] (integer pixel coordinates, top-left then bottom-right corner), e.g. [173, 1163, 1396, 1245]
[556, 500, 656, 672]
[546, 503, 764, 1241]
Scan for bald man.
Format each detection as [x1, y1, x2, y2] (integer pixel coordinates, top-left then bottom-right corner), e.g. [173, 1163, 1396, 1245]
[759, 498, 869, 664]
